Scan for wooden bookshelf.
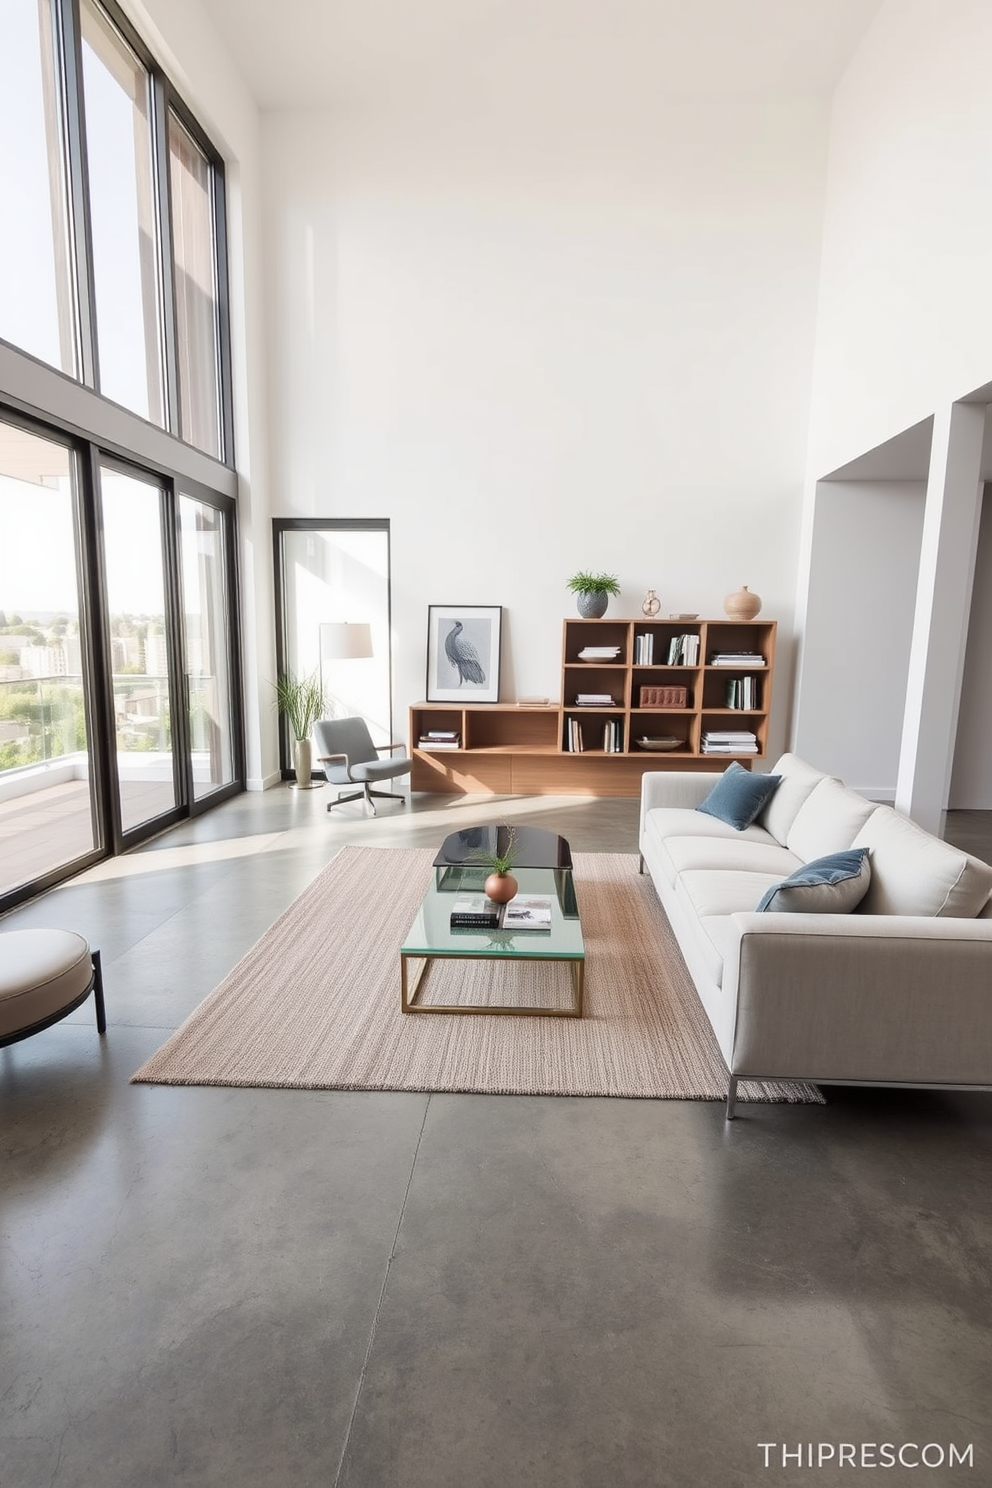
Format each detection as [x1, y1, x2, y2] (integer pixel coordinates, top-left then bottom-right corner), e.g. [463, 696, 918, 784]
[409, 617, 776, 797]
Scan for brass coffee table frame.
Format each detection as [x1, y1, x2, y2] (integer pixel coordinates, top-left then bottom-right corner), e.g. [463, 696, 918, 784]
[401, 949, 584, 1017]
[400, 858, 585, 1018]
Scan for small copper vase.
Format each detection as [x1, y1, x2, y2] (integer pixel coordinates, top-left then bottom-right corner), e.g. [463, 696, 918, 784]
[485, 872, 518, 904]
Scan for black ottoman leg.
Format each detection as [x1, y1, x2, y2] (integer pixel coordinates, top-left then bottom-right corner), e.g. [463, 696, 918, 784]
[91, 949, 107, 1035]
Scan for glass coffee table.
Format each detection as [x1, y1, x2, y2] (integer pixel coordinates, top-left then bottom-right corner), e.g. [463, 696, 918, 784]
[400, 828, 585, 1017]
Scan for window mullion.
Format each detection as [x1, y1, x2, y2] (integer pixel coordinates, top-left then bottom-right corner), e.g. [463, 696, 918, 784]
[59, 0, 100, 391]
[151, 73, 181, 438]
[212, 162, 235, 465]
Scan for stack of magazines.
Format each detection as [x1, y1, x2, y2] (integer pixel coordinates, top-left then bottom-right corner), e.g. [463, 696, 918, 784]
[450, 895, 553, 931]
[701, 730, 758, 754]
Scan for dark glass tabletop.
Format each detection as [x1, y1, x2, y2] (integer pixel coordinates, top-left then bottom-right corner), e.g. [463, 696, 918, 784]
[432, 825, 573, 871]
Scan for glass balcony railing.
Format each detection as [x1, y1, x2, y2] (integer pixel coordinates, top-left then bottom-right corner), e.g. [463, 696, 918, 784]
[0, 674, 89, 775]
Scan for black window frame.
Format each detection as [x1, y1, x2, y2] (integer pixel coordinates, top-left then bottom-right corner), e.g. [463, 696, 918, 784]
[0, 0, 235, 468]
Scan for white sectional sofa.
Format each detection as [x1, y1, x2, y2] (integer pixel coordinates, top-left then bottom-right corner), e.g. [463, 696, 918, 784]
[638, 753, 992, 1117]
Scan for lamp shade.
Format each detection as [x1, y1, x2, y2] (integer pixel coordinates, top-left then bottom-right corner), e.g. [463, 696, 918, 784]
[319, 622, 374, 660]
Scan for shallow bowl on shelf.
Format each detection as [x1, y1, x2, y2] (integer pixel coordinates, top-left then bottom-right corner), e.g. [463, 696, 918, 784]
[637, 737, 682, 751]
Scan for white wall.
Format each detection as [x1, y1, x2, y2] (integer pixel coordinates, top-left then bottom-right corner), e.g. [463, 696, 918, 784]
[124, 0, 279, 787]
[808, 0, 992, 479]
[793, 480, 925, 793]
[261, 95, 830, 750]
[950, 488, 992, 807]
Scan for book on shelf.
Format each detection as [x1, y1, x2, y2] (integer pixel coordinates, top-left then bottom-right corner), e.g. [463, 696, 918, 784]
[602, 717, 622, 752]
[725, 676, 759, 709]
[575, 693, 614, 706]
[702, 728, 758, 754]
[501, 895, 553, 931]
[419, 735, 461, 749]
[665, 633, 700, 666]
[634, 633, 655, 665]
[566, 717, 585, 752]
[710, 651, 766, 666]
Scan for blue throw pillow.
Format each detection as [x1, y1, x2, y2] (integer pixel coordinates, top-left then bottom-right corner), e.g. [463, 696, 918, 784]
[696, 761, 781, 832]
[756, 848, 871, 913]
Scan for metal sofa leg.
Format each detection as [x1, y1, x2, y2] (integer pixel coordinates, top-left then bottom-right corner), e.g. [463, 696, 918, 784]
[91, 949, 107, 1035]
[726, 1075, 738, 1120]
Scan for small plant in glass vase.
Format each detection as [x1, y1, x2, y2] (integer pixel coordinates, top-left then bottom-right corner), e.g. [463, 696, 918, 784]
[470, 825, 519, 904]
[566, 570, 621, 619]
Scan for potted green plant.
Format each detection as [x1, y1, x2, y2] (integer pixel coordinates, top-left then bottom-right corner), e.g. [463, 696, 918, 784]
[274, 669, 327, 788]
[469, 825, 519, 904]
[566, 570, 621, 618]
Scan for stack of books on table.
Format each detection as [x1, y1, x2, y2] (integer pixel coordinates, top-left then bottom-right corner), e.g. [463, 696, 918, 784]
[418, 729, 461, 749]
[450, 895, 553, 932]
[709, 650, 766, 667]
[575, 692, 614, 706]
[702, 730, 759, 754]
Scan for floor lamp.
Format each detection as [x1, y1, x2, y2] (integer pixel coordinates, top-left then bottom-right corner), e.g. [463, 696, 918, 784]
[319, 622, 374, 718]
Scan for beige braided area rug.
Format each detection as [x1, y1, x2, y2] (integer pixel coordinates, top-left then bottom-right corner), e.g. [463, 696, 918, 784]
[131, 846, 823, 1104]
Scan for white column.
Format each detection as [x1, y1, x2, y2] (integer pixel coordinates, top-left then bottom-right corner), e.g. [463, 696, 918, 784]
[895, 401, 987, 832]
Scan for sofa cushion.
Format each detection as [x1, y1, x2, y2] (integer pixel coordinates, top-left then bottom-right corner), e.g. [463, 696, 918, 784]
[675, 868, 783, 922]
[786, 777, 876, 862]
[756, 848, 872, 914]
[642, 805, 778, 885]
[852, 807, 992, 917]
[663, 836, 803, 881]
[696, 762, 782, 831]
[759, 753, 831, 846]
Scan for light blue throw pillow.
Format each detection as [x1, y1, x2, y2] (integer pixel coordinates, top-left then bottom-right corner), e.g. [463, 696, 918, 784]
[756, 848, 871, 913]
[696, 761, 781, 832]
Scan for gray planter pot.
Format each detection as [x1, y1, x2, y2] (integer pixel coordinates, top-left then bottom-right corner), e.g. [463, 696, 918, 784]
[576, 591, 609, 618]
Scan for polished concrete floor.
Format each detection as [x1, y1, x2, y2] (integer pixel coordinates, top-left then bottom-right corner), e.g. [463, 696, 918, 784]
[2, 787, 991, 1487]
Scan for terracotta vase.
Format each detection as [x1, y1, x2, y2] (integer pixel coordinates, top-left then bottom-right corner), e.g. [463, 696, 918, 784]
[723, 585, 762, 621]
[485, 871, 518, 904]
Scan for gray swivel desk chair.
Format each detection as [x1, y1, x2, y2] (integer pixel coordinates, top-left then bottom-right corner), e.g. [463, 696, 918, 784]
[314, 717, 413, 815]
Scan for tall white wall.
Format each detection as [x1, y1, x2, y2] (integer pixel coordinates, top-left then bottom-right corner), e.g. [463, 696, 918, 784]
[793, 480, 925, 793]
[808, 0, 992, 479]
[261, 96, 830, 745]
[798, 0, 992, 808]
[950, 489, 992, 807]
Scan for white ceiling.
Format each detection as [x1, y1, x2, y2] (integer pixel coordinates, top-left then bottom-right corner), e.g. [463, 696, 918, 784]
[196, 0, 883, 112]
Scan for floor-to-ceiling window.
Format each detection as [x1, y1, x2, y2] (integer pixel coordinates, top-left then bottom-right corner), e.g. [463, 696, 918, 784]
[273, 521, 393, 774]
[0, 420, 101, 898]
[179, 492, 236, 800]
[0, 0, 242, 911]
[99, 464, 179, 830]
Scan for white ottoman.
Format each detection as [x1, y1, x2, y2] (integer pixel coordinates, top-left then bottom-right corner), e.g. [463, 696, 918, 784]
[0, 931, 106, 1047]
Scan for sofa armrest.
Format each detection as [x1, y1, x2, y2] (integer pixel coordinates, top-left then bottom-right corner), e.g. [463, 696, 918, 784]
[721, 912, 992, 1085]
[639, 771, 716, 833]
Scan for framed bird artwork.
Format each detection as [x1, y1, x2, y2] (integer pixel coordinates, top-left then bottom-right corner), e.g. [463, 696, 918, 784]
[426, 605, 503, 703]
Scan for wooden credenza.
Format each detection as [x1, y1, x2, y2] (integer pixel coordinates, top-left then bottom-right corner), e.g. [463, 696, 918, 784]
[410, 617, 776, 798]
